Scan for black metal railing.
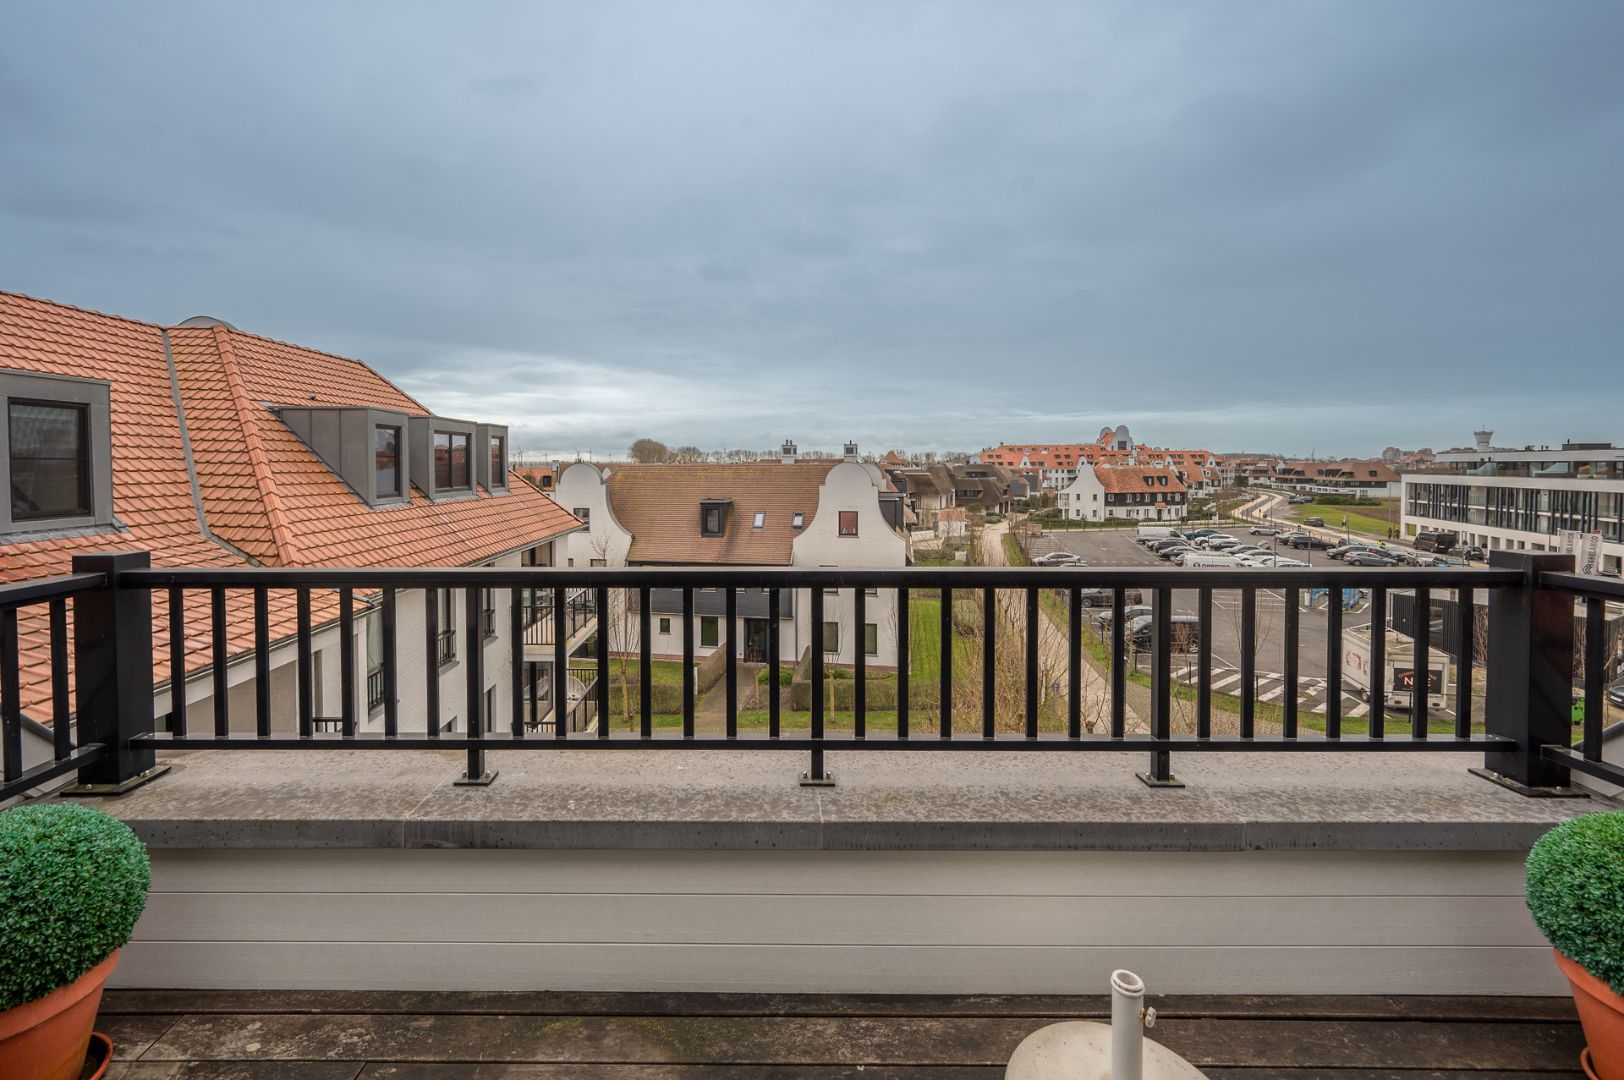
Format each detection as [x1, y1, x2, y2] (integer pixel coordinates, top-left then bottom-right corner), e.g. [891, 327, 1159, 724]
[522, 589, 596, 648]
[4, 549, 1624, 799]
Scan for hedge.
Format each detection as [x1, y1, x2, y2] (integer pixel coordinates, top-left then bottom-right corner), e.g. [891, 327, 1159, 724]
[0, 803, 150, 1010]
[790, 677, 899, 712]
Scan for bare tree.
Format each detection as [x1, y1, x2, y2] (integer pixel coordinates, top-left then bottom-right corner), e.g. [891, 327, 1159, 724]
[628, 438, 671, 463]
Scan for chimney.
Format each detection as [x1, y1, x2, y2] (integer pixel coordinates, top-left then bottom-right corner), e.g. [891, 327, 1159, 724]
[1474, 430, 1493, 451]
[843, 440, 859, 463]
[780, 439, 798, 465]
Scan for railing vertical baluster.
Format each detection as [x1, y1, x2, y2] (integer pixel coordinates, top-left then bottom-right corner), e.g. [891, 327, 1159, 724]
[339, 587, 356, 738]
[1196, 586, 1212, 740]
[211, 587, 228, 736]
[939, 586, 953, 738]
[461, 585, 491, 783]
[804, 587, 830, 785]
[296, 587, 312, 738]
[767, 587, 780, 739]
[1454, 586, 1474, 739]
[853, 587, 866, 739]
[981, 586, 996, 739]
[1413, 586, 1431, 739]
[509, 586, 524, 737]
[1282, 586, 1299, 740]
[1109, 586, 1125, 739]
[1140, 585, 1179, 787]
[681, 588, 694, 738]
[254, 587, 271, 738]
[726, 587, 738, 739]
[1239, 588, 1256, 740]
[1067, 587, 1081, 740]
[69, 552, 160, 791]
[639, 587, 652, 738]
[167, 587, 186, 735]
[1024, 587, 1038, 740]
[553, 587, 567, 737]
[1370, 587, 1387, 739]
[896, 587, 910, 739]
[1585, 597, 1605, 763]
[595, 586, 610, 738]
[1326, 587, 1343, 741]
[1, 607, 19, 783]
[424, 587, 440, 738]
[50, 599, 71, 757]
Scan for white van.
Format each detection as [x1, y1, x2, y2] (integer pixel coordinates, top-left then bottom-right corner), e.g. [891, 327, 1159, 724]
[1136, 525, 1179, 544]
[1182, 553, 1244, 568]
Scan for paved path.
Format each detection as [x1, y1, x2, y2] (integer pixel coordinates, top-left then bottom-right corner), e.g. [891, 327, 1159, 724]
[979, 519, 1140, 733]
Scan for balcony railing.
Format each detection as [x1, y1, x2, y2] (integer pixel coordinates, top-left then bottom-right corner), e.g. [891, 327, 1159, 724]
[1, 552, 1620, 797]
[522, 589, 596, 648]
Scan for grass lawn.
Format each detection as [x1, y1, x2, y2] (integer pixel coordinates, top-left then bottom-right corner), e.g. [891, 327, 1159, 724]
[1001, 532, 1027, 566]
[1287, 498, 1400, 538]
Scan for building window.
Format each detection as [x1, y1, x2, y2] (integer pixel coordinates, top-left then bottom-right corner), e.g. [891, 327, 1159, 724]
[864, 622, 878, 656]
[434, 431, 471, 491]
[480, 588, 496, 639]
[366, 612, 385, 711]
[572, 507, 590, 524]
[702, 506, 724, 536]
[659, 616, 672, 635]
[437, 590, 457, 664]
[791, 512, 805, 529]
[373, 425, 402, 499]
[838, 510, 858, 537]
[700, 616, 719, 648]
[524, 543, 553, 567]
[752, 511, 766, 529]
[489, 436, 506, 488]
[821, 620, 841, 653]
[8, 400, 90, 521]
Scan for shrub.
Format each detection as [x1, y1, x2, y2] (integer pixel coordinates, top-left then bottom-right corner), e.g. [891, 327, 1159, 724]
[0, 803, 150, 1010]
[1526, 812, 1624, 994]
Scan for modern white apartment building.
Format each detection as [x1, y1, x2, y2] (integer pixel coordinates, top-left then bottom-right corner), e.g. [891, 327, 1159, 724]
[1401, 431, 1624, 575]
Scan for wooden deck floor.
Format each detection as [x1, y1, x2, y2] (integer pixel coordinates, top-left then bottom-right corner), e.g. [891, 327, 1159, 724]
[96, 991, 1587, 1078]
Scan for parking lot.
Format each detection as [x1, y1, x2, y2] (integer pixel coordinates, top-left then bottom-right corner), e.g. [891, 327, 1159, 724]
[1027, 526, 1383, 715]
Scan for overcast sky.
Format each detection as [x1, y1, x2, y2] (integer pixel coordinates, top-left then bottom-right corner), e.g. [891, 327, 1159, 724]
[3, 2, 1620, 459]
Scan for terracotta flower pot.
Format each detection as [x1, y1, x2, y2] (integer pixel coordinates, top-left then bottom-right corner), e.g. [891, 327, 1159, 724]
[1556, 949, 1624, 1080]
[0, 949, 120, 1080]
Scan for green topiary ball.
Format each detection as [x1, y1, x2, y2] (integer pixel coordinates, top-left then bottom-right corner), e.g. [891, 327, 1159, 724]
[0, 802, 150, 1010]
[1527, 811, 1624, 995]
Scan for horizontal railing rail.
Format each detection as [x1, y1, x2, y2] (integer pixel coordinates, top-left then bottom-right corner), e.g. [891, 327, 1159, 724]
[2, 550, 1610, 797]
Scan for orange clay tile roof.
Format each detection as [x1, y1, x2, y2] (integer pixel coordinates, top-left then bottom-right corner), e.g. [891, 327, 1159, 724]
[1092, 464, 1189, 494]
[605, 461, 838, 566]
[0, 291, 582, 716]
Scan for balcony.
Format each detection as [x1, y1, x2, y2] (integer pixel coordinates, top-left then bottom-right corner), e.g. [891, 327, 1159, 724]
[521, 587, 597, 658]
[1, 552, 1619, 1074]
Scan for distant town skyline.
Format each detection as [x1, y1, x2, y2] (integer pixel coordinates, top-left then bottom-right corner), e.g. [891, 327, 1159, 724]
[4, 2, 1621, 458]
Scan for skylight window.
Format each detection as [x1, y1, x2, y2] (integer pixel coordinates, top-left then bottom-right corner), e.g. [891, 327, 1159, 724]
[791, 512, 805, 529]
[752, 511, 766, 529]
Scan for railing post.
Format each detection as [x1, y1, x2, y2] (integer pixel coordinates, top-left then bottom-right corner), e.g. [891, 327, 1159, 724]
[64, 552, 169, 794]
[1471, 551, 1581, 796]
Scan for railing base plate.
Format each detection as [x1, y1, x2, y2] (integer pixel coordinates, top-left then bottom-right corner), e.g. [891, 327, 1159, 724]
[1136, 771, 1185, 789]
[58, 763, 171, 797]
[454, 771, 498, 787]
[800, 772, 836, 788]
[1468, 767, 1587, 799]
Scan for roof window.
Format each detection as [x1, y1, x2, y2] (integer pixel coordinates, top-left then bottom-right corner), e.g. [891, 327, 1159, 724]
[752, 511, 766, 529]
[791, 512, 805, 529]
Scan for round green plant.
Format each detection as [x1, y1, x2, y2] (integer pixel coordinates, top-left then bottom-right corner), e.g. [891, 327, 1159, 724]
[1527, 811, 1624, 995]
[0, 802, 150, 1010]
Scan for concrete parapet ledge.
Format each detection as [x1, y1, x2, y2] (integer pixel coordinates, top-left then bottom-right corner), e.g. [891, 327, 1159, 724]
[62, 747, 1612, 851]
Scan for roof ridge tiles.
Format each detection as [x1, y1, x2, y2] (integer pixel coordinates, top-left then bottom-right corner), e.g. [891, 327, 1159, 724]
[211, 325, 302, 564]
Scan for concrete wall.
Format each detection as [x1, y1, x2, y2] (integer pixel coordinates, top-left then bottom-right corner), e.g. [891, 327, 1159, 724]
[114, 847, 1562, 995]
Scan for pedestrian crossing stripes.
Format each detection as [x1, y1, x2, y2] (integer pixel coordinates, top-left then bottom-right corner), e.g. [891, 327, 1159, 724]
[1168, 661, 1433, 719]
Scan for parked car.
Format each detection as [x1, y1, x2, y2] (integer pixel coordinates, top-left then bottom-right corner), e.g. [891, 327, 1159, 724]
[1393, 549, 1443, 567]
[1182, 528, 1222, 539]
[1289, 495, 1314, 504]
[1282, 534, 1335, 550]
[1076, 588, 1143, 608]
[1345, 551, 1400, 567]
[1125, 613, 1203, 651]
[1248, 525, 1279, 536]
[1453, 544, 1486, 562]
[1327, 544, 1379, 561]
[1147, 539, 1187, 555]
[1302, 516, 1326, 528]
[1032, 551, 1083, 566]
[1155, 545, 1195, 560]
[1609, 680, 1624, 709]
[1095, 604, 1153, 629]
[1206, 538, 1242, 550]
[1414, 529, 1460, 553]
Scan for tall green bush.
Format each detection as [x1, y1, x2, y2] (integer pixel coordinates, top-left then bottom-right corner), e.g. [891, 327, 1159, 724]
[0, 803, 150, 1010]
[1526, 812, 1624, 994]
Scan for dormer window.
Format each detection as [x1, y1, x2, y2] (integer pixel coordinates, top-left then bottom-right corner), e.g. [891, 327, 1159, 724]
[700, 498, 731, 537]
[489, 436, 506, 487]
[475, 423, 509, 493]
[435, 431, 471, 490]
[0, 370, 113, 535]
[375, 425, 402, 499]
